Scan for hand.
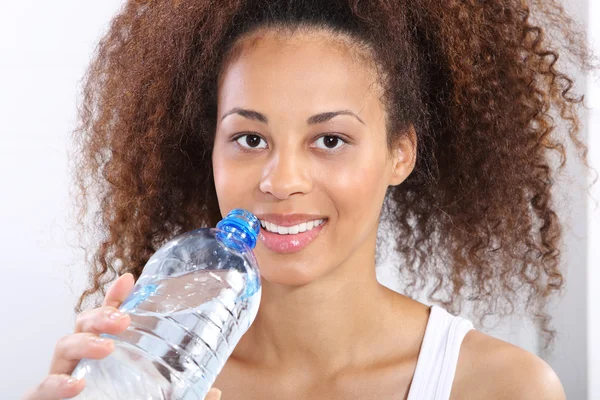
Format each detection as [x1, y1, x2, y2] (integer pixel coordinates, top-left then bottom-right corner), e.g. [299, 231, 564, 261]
[22, 273, 135, 400]
[205, 388, 223, 400]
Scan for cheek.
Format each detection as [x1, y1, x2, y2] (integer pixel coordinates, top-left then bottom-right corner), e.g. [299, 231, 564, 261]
[211, 153, 226, 202]
[212, 149, 262, 210]
[321, 160, 388, 223]
[312, 161, 386, 264]
[212, 151, 242, 209]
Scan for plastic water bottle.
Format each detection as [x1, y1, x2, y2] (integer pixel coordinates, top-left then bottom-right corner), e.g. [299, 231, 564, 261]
[67, 209, 262, 400]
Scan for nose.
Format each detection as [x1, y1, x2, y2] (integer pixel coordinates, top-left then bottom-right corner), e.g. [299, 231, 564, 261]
[259, 150, 312, 200]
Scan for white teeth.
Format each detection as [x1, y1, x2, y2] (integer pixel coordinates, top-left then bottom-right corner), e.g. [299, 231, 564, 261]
[261, 218, 324, 235]
[298, 222, 307, 233]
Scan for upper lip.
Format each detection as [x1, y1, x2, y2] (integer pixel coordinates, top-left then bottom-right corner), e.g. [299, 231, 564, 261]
[255, 213, 327, 227]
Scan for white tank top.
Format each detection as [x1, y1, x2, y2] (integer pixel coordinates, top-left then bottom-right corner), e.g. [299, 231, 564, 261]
[406, 305, 475, 400]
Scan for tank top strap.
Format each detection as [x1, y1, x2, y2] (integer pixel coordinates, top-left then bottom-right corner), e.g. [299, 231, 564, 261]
[406, 305, 474, 400]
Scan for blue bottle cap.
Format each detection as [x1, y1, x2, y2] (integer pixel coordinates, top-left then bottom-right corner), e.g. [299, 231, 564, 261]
[215, 208, 260, 252]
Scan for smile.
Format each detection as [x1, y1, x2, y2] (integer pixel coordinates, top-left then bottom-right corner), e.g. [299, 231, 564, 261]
[260, 219, 325, 235]
[257, 216, 328, 254]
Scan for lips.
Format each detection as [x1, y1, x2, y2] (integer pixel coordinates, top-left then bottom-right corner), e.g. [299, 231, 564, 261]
[255, 213, 328, 254]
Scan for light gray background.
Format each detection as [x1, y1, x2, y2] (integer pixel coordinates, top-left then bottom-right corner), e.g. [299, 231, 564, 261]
[1, 1, 598, 399]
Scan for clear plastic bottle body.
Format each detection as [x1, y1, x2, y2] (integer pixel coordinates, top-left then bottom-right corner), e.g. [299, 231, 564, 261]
[68, 211, 262, 400]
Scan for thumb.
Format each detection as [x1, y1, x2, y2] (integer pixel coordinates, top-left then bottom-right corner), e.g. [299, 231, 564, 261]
[102, 273, 135, 308]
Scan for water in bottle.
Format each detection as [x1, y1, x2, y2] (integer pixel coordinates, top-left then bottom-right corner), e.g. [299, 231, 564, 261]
[67, 208, 262, 400]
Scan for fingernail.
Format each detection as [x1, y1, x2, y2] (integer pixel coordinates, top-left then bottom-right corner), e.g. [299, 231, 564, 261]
[93, 336, 109, 345]
[64, 377, 80, 386]
[108, 310, 126, 320]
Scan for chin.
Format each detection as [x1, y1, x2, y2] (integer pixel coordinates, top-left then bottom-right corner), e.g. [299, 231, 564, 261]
[256, 259, 328, 288]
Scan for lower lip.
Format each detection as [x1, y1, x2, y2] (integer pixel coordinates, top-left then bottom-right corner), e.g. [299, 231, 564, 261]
[258, 221, 327, 254]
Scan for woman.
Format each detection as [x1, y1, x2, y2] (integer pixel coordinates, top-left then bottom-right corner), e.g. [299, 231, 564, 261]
[24, 0, 595, 399]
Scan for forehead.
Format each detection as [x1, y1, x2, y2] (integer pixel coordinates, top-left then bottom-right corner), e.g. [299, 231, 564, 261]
[217, 29, 383, 112]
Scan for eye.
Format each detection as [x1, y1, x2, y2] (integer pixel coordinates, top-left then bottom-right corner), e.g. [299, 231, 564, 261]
[235, 134, 268, 149]
[312, 135, 347, 151]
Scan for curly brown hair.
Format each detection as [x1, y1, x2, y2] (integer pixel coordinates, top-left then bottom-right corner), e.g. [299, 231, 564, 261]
[70, 0, 597, 351]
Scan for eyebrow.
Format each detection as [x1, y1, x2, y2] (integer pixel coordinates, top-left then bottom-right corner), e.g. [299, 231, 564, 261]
[220, 107, 365, 125]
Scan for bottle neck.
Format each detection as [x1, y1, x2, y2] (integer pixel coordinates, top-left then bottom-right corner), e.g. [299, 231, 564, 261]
[215, 209, 260, 252]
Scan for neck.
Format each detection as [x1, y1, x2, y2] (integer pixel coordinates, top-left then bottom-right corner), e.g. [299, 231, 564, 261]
[231, 238, 407, 376]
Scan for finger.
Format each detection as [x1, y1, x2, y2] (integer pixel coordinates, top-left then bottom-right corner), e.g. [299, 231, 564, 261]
[22, 374, 85, 400]
[102, 273, 135, 308]
[49, 333, 115, 375]
[75, 306, 131, 334]
[204, 388, 222, 400]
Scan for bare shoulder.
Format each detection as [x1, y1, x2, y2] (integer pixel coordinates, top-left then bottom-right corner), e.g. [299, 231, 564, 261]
[450, 330, 565, 400]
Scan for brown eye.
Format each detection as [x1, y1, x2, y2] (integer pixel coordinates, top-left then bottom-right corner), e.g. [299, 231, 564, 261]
[236, 134, 267, 149]
[313, 135, 346, 151]
[323, 137, 339, 148]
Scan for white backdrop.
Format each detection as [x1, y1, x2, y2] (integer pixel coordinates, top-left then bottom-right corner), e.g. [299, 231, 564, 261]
[0, 1, 597, 399]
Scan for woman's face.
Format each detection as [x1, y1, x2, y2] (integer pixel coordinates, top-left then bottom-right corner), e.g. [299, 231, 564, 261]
[212, 29, 413, 286]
